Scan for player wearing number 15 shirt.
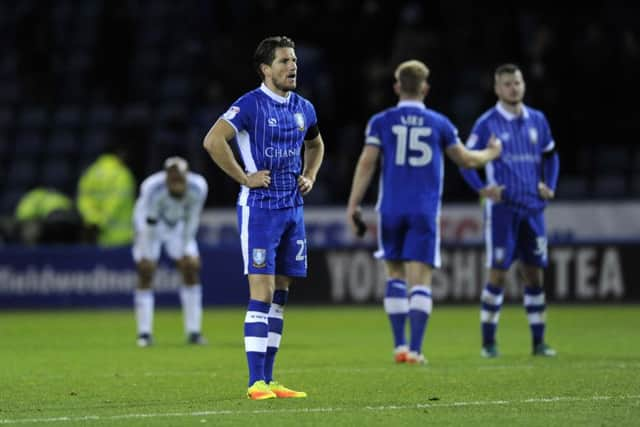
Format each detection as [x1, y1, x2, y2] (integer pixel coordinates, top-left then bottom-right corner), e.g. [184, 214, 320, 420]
[346, 60, 501, 365]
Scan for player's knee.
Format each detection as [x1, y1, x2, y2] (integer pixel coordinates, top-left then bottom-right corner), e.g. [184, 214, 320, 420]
[179, 257, 200, 283]
[182, 270, 200, 285]
[524, 272, 543, 287]
[137, 260, 156, 288]
[275, 275, 292, 290]
[178, 256, 200, 270]
[248, 274, 276, 302]
[385, 261, 405, 280]
[519, 265, 543, 287]
[489, 269, 507, 286]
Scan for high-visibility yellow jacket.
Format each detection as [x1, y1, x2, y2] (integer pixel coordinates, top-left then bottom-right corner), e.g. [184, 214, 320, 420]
[77, 154, 135, 246]
[15, 188, 72, 221]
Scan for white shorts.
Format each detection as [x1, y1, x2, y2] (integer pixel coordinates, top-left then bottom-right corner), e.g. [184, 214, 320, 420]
[132, 222, 199, 262]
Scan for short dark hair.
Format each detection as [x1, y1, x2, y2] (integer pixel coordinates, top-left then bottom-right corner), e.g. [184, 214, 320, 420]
[253, 36, 296, 80]
[495, 63, 521, 79]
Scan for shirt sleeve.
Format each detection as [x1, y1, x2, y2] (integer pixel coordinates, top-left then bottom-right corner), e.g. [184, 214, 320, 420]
[465, 119, 490, 150]
[364, 114, 382, 146]
[306, 100, 318, 128]
[543, 151, 560, 191]
[540, 113, 556, 153]
[136, 178, 162, 227]
[220, 95, 255, 135]
[135, 181, 160, 256]
[441, 116, 461, 148]
[459, 117, 489, 192]
[182, 176, 208, 248]
[459, 168, 486, 193]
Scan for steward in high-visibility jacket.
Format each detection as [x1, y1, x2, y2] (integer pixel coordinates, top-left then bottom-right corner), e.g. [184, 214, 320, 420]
[77, 153, 135, 246]
[15, 187, 72, 221]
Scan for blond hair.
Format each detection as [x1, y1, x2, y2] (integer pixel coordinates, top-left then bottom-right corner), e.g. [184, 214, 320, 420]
[394, 60, 430, 95]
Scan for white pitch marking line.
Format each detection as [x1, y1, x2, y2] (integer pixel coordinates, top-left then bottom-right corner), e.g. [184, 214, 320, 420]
[31, 361, 640, 380]
[1, 395, 639, 424]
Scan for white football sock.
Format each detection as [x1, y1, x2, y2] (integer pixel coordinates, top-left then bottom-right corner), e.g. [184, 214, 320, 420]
[180, 284, 202, 334]
[134, 289, 154, 335]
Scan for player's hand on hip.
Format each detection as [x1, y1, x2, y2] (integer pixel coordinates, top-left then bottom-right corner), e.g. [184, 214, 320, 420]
[246, 170, 271, 188]
[480, 184, 505, 202]
[538, 182, 555, 200]
[297, 175, 314, 195]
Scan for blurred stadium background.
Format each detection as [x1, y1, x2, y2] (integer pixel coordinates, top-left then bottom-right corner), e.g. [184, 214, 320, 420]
[1, 2, 640, 425]
[0, 0, 639, 302]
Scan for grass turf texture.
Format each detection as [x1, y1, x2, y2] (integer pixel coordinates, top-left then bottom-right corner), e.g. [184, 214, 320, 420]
[1, 305, 639, 426]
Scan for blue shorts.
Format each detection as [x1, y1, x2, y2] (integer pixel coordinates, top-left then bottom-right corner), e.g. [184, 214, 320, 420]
[237, 205, 307, 277]
[484, 201, 548, 269]
[375, 211, 440, 267]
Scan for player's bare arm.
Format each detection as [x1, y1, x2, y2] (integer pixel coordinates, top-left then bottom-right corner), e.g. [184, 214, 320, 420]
[203, 119, 271, 188]
[346, 145, 380, 236]
[446, 134, 502, 169]
[298, 134, 325, 195]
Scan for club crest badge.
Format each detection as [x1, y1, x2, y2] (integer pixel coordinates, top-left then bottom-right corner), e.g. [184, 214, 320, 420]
[529, 128, 538, 144]
[294, 113, 305, 131]
[252, 248, 266, 268]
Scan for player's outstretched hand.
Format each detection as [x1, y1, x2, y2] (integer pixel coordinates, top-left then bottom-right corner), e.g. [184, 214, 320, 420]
[246, 170, 271, 188]
[538, 182, 555, 200]
[298, 175, 314, 195]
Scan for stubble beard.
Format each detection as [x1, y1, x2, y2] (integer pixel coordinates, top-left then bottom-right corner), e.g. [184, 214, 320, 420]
[503, 94, 523, 107]
[274, 78, 296, 93]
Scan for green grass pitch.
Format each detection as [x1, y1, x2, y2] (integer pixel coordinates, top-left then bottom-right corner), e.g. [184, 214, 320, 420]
[1, 305, 639, 426]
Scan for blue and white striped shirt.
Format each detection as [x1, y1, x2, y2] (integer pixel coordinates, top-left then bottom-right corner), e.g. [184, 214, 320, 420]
[221, 83, 318, 209]
[466, 103, 555, 213]
[365, 100, 460, 214]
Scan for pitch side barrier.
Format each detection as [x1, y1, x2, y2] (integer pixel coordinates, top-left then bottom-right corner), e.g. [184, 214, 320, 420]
[305, 240, 639, 304]
[0, 240, 638, 308]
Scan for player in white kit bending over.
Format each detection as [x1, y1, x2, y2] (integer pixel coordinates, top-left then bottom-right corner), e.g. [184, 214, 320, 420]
[132, 156, 208, 347]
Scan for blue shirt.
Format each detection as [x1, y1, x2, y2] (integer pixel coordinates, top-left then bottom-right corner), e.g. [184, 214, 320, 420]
[466, 103, 555, 213]
[221, 83, 318, 209]
[365, 100, 460, 214]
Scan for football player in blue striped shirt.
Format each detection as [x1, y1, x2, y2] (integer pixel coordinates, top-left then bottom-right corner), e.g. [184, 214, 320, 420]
[347, 60, 502, 365]
[459, 64, 560, 358]
[203, 36, 324, 400]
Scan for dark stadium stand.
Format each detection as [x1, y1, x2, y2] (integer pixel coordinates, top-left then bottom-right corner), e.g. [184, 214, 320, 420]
[0, 0, 639, 216]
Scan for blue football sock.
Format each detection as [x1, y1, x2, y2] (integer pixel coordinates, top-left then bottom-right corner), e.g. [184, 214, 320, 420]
[244, 299, 270, 386]
[524, 286, 546, 347]
[384, 279, 408, 348]
[408, 285, 432, 354]
[480, 283, 504, 346]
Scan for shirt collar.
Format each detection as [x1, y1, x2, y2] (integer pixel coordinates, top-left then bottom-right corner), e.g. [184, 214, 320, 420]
[496, 102, 529, 120]
[397, 100, 426, 109]
[260, 83, 289, 104]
